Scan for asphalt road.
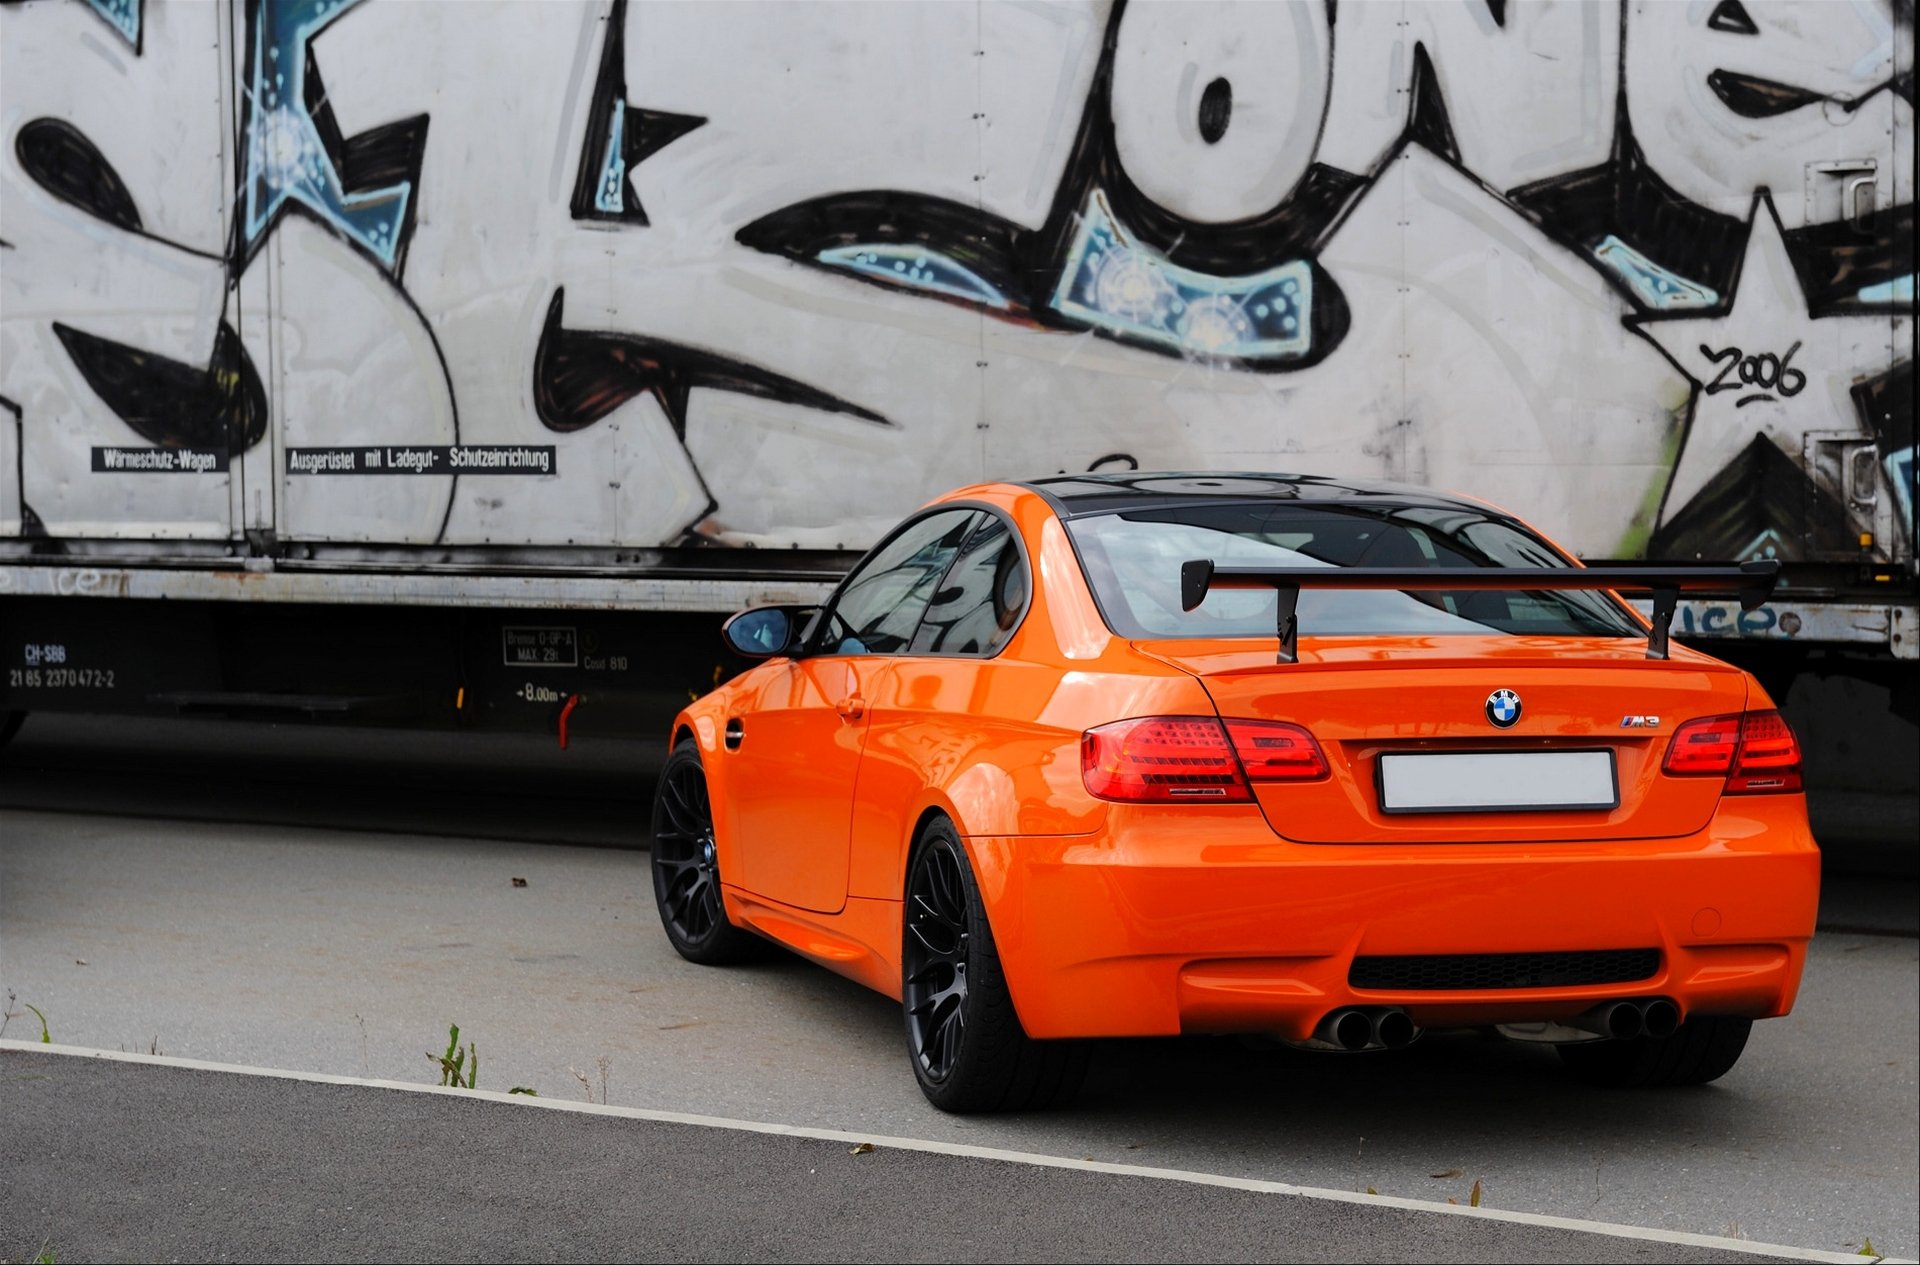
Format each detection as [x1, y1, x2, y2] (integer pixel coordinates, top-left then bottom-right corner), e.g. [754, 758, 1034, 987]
[1, 716, 1915, 1261]
[1, 1049, 1847, 1265]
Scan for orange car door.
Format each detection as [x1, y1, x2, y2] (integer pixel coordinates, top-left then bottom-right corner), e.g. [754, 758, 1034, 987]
[724, 655, 876, 914]
[725, 508, 984, 915]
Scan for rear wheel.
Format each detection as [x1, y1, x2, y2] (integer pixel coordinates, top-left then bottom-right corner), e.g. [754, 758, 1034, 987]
[902, 819, 1088, 1113]
[1556, 1016, 1752, 1087]
[650, 742, 764, 965]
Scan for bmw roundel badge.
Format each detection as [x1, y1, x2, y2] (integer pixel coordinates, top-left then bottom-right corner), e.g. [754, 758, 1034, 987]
[1486, 689, 1522, 728]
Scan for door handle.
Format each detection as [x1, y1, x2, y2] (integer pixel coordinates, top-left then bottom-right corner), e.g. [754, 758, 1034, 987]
[1844, 174, 1876, 231]
[724, 717, 744, 750]
[1846, 445, 1879, 510]
[836, 695, 865, 721]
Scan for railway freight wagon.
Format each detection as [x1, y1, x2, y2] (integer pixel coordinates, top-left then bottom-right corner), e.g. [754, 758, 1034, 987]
[1, 0, 1912, 749]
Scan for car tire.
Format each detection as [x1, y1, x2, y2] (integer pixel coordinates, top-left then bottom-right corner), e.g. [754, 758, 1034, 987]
[1555, 1015, 1752, 1087]
[902, 818, 1089, 1113]
[650, 741, 765, 965]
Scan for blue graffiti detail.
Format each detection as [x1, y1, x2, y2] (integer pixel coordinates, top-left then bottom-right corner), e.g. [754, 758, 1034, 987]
[816, 245, 1010, 310]
[594, 101, 628, 215]
[1592, 235, 1719, 310]
[1856, 274, 1915, 305]
[1677, 604, 1782, 638]
[1737, 528, 1788, 562]
[241, 0, 410, 271]
[1888, 445, 1916, 540]
[83, 0, 140, 46]
[1049, 190, 1312, 360]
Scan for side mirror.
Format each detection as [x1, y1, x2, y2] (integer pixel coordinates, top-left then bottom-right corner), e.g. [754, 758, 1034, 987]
[720, 606, 815, 659]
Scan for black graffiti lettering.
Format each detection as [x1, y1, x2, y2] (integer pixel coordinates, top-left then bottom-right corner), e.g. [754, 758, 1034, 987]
[1197, 78, 1232, 145]
[1776, 342, 1806, 396]
[532, 289, 889, 440]
[55, 322, 266, 452]
[1708, 1, 1759, 36]
[1700, 341, 1804, 404]
[735, 1, 1360, 371]
[1707, 69, 1826, 119]
[569, 0, 707, 226]
[15, 119, 142, 233]
[1701, 344, 1743, 394]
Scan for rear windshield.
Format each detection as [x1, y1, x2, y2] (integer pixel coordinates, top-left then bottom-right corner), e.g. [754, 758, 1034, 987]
[1064, 502, 1642, 639]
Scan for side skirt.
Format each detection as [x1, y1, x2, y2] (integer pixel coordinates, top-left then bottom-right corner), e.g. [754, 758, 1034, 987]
[722, 887, 904, 1001]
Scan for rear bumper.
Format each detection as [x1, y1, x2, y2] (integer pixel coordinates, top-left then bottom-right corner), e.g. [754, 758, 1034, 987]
[966, 797, 1819, 1041]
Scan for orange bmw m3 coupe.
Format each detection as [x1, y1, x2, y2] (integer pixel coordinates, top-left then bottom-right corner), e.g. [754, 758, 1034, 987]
[651, 474, 1818, 1112]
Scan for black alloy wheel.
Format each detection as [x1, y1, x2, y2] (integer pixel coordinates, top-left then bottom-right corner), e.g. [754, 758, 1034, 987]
[650, 742, 762, 964]
[904, 830, 972, 1082]
[902, 819, 1088, 1113]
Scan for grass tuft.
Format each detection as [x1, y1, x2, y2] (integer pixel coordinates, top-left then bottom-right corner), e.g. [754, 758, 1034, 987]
[428, 1023, 478, 1089]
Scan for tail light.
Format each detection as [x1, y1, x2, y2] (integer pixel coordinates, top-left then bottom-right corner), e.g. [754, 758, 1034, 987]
[1663, 715, 1742, 775]
[1724, 710, 1802, 793]
[1082, 716, 1328, 803]
[1224, 718, 1330, 781]
[1662, 710, 1802, 794]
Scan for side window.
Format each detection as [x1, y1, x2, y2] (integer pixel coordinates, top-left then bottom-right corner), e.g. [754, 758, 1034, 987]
[819, 510, 983, 655]
[910, 516, 1028, 656]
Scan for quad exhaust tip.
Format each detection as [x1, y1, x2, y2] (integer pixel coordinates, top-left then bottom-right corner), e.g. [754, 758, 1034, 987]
[1309, 1007, 1419, 1052]
[1641, 997, 1681, 1039]
[1328, 1009, 1373, 1051]
[1301, 1000, 1673, 1053]
[1373, 1009, 1416, 1048]
[1603, 1000, 1644, 1040]
[1568, 997, 1682, 1041]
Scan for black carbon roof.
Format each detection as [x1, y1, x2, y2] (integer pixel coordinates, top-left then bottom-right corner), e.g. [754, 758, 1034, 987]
[1022, 472, 1491, 518]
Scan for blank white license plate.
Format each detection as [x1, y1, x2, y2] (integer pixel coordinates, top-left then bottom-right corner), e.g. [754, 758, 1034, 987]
[1377, 751, 1618, 814]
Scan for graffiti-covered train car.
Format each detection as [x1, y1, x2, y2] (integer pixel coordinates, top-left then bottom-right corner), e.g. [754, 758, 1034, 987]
[0, 0, 1912, 743]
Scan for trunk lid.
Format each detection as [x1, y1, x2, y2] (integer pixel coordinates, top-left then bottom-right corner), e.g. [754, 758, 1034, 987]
[1138, 635, 1750, 844]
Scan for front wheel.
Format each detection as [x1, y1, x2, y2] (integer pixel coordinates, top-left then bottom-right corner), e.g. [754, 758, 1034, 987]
[902, 819, 1088, 1113]
[1556, 1015, 1752, 1087]
[650, 742, 763, 965]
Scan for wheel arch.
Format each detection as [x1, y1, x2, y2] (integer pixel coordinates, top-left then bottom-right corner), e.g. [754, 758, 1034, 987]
[907, 803, 955, 859]
[893, 789, 966, 895]
[899, 793, 1042, 1016]
[667, 695, 740, 874]
[669, 700, 724, 755]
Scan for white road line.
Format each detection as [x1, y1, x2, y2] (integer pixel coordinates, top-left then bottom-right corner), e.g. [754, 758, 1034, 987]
[4, 1039, 1900, 1264]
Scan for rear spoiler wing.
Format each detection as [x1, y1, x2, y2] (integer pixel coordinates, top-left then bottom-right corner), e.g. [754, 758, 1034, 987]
[1179, 558, 1781, 664]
